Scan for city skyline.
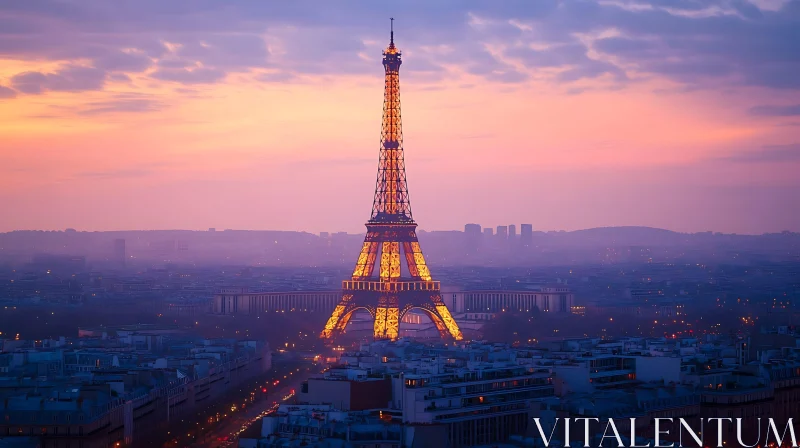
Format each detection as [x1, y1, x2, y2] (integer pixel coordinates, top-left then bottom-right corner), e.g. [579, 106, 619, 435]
[1, 1, 799, 234]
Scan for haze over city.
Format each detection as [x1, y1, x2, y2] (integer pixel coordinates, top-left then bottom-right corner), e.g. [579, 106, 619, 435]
[1, 1, 798, 234]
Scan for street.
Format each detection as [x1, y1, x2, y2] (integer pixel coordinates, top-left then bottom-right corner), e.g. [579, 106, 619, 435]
[189, 359, 321, 448]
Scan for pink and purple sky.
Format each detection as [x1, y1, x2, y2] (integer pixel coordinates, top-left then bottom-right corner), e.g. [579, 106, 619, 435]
[1, 0, 798, 234]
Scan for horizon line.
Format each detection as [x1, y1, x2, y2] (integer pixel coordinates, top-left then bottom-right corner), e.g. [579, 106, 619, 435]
[1, 226, 796, 237]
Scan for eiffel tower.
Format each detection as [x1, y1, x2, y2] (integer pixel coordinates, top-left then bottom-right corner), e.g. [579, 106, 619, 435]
[320, 20, 463, 342]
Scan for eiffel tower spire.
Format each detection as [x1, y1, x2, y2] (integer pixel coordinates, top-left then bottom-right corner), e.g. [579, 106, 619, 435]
[371, 17, 411, 224]
[320, 21, 463, 342]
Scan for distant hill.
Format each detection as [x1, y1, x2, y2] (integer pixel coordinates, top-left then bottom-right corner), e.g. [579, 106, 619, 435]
[0, 226, 796, 268]
[540, 226, 686, 247]
[571, 226, 681, 237]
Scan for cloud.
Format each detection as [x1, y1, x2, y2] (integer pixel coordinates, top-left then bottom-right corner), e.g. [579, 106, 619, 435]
[722, 144, 800, 163]
[586, 0, 800, 90]
[11, 72, 48, 94]
[170, 34, 270, 69]
[74, 161, 173, 180]
[508, 43, 598, 69]
[502, 42, 627, 84]
[157, 58, 194, 69]
[94, 49, 153, 72]
[0, 85, 16, 99]
[77, 98, 163, 116]
[108, 73, 132, 83]
[279, 155, 436, 170]
[557, 59, 627, 83]
[486, 70, 528, 83]
[256, 72, 295, 83]
[455, 45, 531, 83]
[76, 168, 157, 179]
[11, 65, 106, 94]
[505, 41, 627, 83]
[748, 104, 800, 116]
[150, 67, 226, 84]
[23, 114, 61, 119]
[0, 0, 797, 94]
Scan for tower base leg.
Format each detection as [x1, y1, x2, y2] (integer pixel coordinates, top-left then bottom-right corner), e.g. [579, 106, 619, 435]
[373, 295, 400, 340]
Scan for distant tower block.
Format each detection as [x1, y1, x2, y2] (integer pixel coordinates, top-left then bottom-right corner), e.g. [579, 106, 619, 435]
[521, 224, 533, 247]
[320, 20, 463, 343]
[496, 226, 508, 240]
[464, 224, 482, 254]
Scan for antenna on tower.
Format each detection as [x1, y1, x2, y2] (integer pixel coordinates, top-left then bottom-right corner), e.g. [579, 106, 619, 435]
[390, 17, 394, 45]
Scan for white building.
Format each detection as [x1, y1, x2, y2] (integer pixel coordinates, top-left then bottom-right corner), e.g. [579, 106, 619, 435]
[397, 364, 554, 447]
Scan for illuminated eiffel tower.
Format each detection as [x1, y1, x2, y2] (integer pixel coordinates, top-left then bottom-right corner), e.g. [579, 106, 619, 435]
[320, 20, 463, 342]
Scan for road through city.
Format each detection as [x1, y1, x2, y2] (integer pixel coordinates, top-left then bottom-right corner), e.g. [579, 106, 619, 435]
[190, 359, 320, 448]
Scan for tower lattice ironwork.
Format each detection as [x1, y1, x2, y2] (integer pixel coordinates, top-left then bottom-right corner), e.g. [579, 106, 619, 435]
[321, 20, 463, 342]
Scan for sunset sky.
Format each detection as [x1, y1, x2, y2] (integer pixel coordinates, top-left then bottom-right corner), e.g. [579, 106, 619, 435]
[1, 0, 798, 234]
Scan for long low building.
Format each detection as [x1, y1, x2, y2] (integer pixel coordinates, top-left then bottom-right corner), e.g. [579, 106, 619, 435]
[400, 364, 554, 447]
[212, 286, 575, 316]
[212, 287, 340, 315]
[445, 286, 575, 313]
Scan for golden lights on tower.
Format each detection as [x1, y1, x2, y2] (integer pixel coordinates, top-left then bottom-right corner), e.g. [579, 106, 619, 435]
[319, 19, 463, 343]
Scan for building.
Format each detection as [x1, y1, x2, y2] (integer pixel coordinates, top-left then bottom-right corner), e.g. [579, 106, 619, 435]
[508, 224, 517, 241]
[496, 226, 508, 240]
[292, 328, 800, 448]
[213, 287, 340, 315]
[460, 286, 575, 313]
[463, 224, 480, 234]
[520, 224, 533, 247]
[570, 305, 587, 316]
[241, 404, 448, 448]
[482, 228, 493, 238]
[0, 333, 271, 447]
[213, 286, 577, 323]
[297, 369, 392, 411]
[463, 224, 481, 255]
[400, 364, 554, 447]
[553, 354, 681, 394]
[626, 287, 665, 302]
[296, 341, 557, 448]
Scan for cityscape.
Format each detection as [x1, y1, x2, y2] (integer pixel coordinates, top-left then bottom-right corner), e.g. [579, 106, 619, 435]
[1, 2, 799, 448]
